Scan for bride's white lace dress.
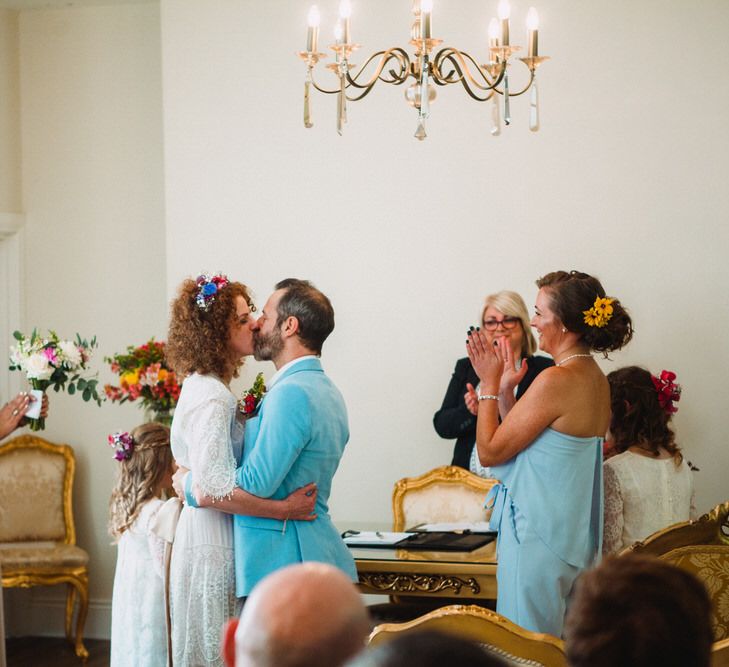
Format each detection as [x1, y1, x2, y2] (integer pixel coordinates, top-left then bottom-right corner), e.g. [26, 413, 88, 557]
[169, 373, 244, 667]
[603, 450, 696, 554]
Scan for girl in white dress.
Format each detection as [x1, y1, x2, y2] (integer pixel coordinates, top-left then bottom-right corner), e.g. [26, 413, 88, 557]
[603, 366, 696, 554]
[165, 274, 318, 667]
[109, 422, 174, 667]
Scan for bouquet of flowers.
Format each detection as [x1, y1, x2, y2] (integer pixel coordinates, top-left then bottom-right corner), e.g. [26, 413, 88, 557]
[9, 329, 102, 431]
[104, 339, 180, 425]
[239, 372, 266, 417]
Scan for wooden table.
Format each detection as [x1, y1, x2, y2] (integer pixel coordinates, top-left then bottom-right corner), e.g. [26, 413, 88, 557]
[351, 539, 498, 600]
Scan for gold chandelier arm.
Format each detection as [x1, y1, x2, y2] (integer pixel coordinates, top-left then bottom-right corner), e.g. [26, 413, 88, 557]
[493, 69, 536, 97]
[430, 49, 501, 102]
[310, 72, 345, 96]
[346, 48, 411, 89]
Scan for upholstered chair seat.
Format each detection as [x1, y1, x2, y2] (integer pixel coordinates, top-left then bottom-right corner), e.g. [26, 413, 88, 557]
[0, 435, 89, 660]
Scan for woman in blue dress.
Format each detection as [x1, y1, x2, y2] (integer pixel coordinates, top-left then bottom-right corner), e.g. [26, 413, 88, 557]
[466, 270, 633, 637]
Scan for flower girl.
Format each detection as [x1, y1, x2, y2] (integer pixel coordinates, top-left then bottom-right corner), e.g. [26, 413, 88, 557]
[108, 422, 174, 667]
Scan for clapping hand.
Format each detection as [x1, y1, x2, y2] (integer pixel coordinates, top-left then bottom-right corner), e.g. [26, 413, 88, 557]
[498, 337, 528, 395]
[464, 383, 479, 416]
[466, 328, 504, 393]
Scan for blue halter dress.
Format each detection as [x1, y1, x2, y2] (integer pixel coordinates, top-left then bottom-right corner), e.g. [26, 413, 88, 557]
[486, 427, 603, 637]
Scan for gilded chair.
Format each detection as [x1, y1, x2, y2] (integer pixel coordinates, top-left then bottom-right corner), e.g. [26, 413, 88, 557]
[392, 465, 497, 531]
[0, 435, 89, 660]
[657, 544, 729, 642]
[712, 637, 729, 667]
[624, 501, 729, 557]
[368, 604, 568, 667]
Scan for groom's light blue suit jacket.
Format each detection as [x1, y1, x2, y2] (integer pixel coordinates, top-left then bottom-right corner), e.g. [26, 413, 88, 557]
[233, 356, 357, 596]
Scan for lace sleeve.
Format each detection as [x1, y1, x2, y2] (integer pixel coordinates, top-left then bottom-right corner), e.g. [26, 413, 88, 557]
[188, 397, 237, 501]
[602, 462, 625, 555]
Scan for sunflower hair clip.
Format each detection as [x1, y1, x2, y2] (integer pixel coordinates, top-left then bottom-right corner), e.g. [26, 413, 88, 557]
[583, 296, 615, 328]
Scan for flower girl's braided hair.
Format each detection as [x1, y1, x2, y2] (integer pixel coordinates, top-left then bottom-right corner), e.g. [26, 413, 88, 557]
[108, 422, 173, 541]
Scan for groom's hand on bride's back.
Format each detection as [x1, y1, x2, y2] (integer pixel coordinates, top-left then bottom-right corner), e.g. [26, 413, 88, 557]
[286, 482, 318, 521]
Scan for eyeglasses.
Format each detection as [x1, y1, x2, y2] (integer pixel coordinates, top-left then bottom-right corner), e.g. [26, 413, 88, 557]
[482, 317, 520, 331]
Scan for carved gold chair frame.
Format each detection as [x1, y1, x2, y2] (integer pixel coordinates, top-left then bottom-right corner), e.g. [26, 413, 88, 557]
[392, 465, 497, 531]
[0, 435, 89, 660]
[368, 603, 568, 666]
[712, 636, 729, 667]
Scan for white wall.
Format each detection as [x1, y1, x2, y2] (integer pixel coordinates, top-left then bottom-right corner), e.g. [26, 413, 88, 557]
[162, 0, 728, 529]
[7, 2, 165, 638]
[0, 8, 20, 214]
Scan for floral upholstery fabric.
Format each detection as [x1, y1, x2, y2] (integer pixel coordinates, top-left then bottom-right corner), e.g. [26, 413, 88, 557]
[0, 448, 66, 542]
[0, 543, 88, 570]
[659, 545, 729, 640]
[401, 482, 490, 529]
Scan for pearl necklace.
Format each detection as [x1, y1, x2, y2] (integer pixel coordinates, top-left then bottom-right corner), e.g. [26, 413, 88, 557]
[556, 353, 593, 366]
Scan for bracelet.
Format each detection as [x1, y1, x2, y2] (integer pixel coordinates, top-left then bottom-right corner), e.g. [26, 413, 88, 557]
[477, 393, 499, 401]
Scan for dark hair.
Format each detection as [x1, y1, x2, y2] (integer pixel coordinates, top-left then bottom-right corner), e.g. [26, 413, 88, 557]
[608, 366, 682, 463]
[274, 278, 334, 355]
[167, 277, 253, 380]
[564, 555, 713, 667]
[536, 270, 633, 354]
[358, 630, 506, 667]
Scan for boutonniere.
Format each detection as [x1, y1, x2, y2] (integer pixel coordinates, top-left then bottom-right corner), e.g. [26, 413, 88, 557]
[239, 372, 266, 418]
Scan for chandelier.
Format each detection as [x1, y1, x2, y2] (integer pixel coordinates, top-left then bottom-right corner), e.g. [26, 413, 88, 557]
[298, 0, 549, 140]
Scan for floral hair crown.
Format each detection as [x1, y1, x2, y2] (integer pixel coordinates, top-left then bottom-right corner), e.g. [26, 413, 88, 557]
[583, 296, 614, 328]
[196, 273, 230, 311]
[651, 370, 681, 415]
[108, 431, 135, 461]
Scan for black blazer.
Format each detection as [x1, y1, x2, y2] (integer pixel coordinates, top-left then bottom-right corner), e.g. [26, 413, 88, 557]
[433, 355, 554, 469]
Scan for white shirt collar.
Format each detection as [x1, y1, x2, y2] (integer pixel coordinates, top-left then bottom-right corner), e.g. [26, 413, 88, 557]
[267, 355, 317, 389]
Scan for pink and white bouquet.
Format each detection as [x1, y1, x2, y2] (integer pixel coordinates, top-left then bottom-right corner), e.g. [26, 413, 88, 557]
[9, 329, 102, 430]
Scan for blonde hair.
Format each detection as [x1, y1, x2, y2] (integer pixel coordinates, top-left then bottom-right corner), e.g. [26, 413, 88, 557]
[108, 422, 173, 541]
[481, 290, 537, 357]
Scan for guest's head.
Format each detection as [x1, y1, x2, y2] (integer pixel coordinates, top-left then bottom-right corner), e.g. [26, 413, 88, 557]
[253, 278, 334, 363]
[167, 273, 255, 383]
[608, 366, 682, 461]
[108, 422, 173, 541]
[481, 290, 536, 358]
[348, 630, 506, 667]
[534, 270, 633, 355]
[223, 563, 369, 667]
[564, 555, 713, 667]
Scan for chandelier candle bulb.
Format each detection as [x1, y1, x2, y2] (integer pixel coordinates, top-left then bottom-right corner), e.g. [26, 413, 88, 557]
[306, 5, 320, 52]
[421, 0, 433, 39]
[339, 0, 352, 44]
[526, 7, 539, 57]
[498, 0, 510, 46]
[488, 17, 499, 61]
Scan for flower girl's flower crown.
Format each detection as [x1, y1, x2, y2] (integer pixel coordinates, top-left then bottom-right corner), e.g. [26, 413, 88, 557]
[651, 370, 681, 415]
[108, 431, 135, 461]
[583, 296, 614, 328]
[195, 273, 230, 311]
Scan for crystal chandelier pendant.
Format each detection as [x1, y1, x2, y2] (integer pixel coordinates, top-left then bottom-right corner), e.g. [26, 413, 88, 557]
[529, 76, 539, 132]
[490, 94, 501, 136]
[414, 119, 427, 141]
[503, 73, 511, 126]
[304, 80, 313, 128]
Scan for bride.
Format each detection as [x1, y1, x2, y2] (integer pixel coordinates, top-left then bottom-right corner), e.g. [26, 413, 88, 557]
[166, 273, 316, 667]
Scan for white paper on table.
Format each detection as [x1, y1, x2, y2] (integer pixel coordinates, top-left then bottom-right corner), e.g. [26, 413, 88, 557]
[342, 531, 414, 546]
[411, 521, 494, 533]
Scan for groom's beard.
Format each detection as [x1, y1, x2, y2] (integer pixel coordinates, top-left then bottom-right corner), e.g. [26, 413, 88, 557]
[253, 327, 284, 362]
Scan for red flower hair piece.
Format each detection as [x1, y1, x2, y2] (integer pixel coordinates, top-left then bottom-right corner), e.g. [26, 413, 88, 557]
[651, 369, 681, 415]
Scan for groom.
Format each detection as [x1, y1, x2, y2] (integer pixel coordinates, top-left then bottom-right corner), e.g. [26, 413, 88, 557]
[232, 278, 356, 596]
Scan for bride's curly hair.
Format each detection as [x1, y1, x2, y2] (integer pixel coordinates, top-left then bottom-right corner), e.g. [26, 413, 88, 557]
[166, 277, 254, 381]
[108, 423, 173, 541]
[608, 366, 682, 465]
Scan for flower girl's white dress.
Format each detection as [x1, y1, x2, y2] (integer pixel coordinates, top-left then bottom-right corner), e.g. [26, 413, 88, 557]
[169, 374, 244, 667]
[110, 498, 166, 667]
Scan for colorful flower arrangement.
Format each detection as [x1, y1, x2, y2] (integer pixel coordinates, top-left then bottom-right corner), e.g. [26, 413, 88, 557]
[8, 329, 102, 430]
[104, 339, 180, 424]
[652, 369, 681, 415]
[196, 273, 230, 311]
[239, 372, 266, 417]
[108, 431, 135, 461]
[583, 296, 615, 328]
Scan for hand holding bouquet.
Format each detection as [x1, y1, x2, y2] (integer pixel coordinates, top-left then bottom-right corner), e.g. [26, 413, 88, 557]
[9, 329, 102, 430]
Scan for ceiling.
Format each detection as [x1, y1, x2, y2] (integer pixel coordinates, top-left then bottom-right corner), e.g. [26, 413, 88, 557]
[0, 0, 153, 9]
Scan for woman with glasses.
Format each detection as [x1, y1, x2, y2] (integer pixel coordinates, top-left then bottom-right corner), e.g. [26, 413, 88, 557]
[433, 290, 553, 476]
